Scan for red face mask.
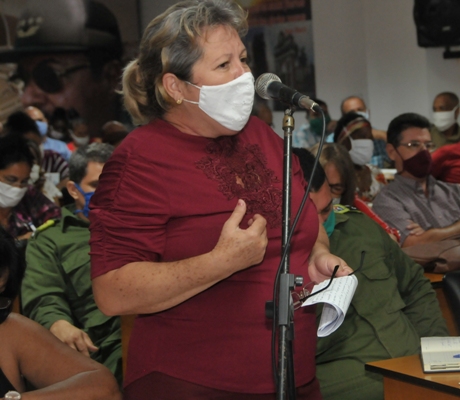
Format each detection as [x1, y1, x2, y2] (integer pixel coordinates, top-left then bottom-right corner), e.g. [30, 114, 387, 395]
[401, 149, 432, 178]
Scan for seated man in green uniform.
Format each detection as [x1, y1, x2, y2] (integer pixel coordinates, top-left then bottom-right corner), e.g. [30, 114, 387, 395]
[22, 143, 122, 385]
[293, 148, 448, 400]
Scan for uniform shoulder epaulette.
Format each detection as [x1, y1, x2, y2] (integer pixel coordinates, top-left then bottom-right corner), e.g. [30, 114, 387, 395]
[333, 204, 361, 214]
[32, 219, 57, 237]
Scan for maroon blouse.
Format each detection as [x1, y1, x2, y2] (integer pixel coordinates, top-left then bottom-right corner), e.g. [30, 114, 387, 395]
[90, 117, 319, 393]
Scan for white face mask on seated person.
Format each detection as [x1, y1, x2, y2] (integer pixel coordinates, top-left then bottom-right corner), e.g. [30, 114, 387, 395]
[70, 131, 90, 147]
[183, 72, 255, 132]
[0, 181, 28, 208]
[355, 110, 370, 121]
[432, 106, 458, 132]
[348, 137, 374, 166]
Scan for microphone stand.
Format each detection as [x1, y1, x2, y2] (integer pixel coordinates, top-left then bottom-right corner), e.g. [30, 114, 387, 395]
[276, 106, 300, 400]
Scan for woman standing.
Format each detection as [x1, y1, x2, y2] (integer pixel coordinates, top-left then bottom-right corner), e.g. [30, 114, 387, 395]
[90, 1, 351, 398]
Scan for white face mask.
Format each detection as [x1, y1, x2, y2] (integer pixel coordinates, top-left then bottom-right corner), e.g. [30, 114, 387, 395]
[355, 110, 370, 120]
[348, 137, 374, 165]
[70, 131, 90, 147]
[0, 181, 28, 208]
[433, 106, 458, 132]
[183, 72, 255, 131]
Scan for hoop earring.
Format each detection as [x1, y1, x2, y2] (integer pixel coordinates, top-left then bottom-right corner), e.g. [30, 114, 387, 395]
[176, 98, 183, 105]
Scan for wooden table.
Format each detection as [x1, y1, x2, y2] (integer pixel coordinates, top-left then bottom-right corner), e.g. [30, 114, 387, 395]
[366, 354, 460, 400]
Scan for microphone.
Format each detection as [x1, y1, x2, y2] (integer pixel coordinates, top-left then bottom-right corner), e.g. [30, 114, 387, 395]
[255, 73, 321, 113]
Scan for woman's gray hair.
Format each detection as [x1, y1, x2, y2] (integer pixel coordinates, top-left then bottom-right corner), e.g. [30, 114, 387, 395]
[122, 0, 248, 125]
[69, 143, 114, 184]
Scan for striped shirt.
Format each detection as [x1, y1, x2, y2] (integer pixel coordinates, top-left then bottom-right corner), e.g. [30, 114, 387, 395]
[41, 150, 69, 181]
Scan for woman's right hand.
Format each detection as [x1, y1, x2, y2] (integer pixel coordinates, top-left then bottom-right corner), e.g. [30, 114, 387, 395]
[213, 199, 268, 273]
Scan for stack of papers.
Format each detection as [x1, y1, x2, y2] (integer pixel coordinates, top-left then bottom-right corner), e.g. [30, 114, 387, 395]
[421, 337, 460, 372]
[303, 275, 358, 337]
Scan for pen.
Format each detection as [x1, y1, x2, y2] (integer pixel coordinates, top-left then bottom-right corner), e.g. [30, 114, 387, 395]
[431, 363, 460, 370]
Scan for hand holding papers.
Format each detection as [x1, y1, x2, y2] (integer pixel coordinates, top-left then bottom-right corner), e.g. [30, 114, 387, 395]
[303, 275, 358, 337]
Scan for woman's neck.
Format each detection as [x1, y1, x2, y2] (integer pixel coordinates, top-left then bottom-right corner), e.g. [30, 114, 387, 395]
[0, 208, 12, 228]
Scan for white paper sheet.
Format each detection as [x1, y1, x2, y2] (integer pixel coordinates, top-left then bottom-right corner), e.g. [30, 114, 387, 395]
[302, 275, 358, 337]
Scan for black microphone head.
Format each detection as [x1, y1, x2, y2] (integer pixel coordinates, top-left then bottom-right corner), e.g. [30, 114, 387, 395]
[255, 73, 281, 100]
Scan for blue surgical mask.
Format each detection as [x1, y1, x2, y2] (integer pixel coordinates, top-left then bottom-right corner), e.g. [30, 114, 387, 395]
[74, 183, 94, 218]
[36, 120, 48, 136]
[322, 210, 336, 237]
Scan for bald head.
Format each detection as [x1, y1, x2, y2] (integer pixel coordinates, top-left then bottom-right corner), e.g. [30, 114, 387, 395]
[25, 106, 47, 122]
[341, 96, 367, 115]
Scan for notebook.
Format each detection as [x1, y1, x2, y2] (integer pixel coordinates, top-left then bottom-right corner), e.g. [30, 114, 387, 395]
[421, 337, 460, 372]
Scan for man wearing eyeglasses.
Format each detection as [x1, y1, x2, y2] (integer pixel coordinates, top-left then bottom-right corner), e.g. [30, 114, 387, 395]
[0, 0, 128, 138]
[373, 112, 460, 248]
[294, 148, 448, 400]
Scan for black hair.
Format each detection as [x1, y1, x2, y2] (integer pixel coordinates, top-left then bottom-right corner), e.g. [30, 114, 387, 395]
[333, 111, 367, 142]
[0, 133, 34, 170]
[5, 111, 40, 138]
[387, 113, 431, 148]
[435, 92, 459, 108]
[292, 147, 326, 192]
[0, 227, 26, 323]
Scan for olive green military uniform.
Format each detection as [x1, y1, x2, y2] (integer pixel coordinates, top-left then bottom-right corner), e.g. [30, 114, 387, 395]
[22, 205, 122, 385]
[316, 206, 448, 400]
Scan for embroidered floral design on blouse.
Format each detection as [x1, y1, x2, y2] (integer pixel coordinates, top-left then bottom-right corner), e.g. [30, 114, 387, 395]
[196, 136, 282, 228]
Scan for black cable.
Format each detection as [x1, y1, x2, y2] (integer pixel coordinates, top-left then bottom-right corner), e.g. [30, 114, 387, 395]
[271, 108, 328, 391]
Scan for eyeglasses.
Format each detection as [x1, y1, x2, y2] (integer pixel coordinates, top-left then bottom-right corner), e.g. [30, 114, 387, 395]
[328, 183, 345, 195]
[11, 61, 90, 94]
[291, 265, 339, 310]
[398, 141, 436, 152]
[291, 250, 366, 310]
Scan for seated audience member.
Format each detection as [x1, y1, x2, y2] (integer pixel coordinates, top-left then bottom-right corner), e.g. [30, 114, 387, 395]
[430, 92, 460, 148]
[101, 121, 129, 148]
[431, 141, 460, 184]
[0, 226, 122, 399]
[339, 96, 390, 168]
[67, 117, 92, 152]
[25, 106, 72, 161]
[26, 140, 62, 204]
[0, 134, 60, 241]
[48, 108, 73, 142]
[22, 143, 122, 385]
[293, 98, 333, 148]
[295, 149, 448, 400]
[333, 112, 386, 203]
[373, 113, 460, 248]
[6, 111, 69, 190]
[309, 143, 400, 242]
